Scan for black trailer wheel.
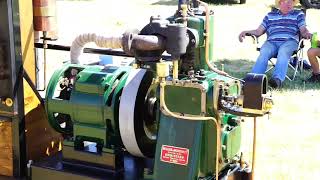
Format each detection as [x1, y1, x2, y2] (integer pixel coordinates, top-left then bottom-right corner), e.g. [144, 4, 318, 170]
[240, 0, 246, 4]
[300, 0, 320, 9]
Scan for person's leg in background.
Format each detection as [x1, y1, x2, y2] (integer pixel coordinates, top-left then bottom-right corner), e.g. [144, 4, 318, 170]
[307, 48, 320, 82]
[251, 41, 277, 74]
[270, 40, 298, 88]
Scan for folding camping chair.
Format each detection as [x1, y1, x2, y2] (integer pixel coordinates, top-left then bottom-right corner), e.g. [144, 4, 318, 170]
[265, 37, 305, 81]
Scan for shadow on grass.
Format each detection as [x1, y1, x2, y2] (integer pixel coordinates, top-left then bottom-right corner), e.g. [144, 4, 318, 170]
[204, 0, 240, 5]
[151, 0, 178, 6]
[280, 72, 320, 91]
[215, 58, 320, 91]
[215, 58, 253, 78]
[151, 0, 240, 6]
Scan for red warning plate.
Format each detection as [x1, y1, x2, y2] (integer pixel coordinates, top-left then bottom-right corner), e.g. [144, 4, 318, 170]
[160, 145, 189, 166]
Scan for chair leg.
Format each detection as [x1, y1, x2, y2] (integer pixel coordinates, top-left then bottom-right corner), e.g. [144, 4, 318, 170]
[287, 57, 300, 81]
[266, 56, 303, 81]
[299, 56, 304, 76]
[266, 66, 273, 73]
[266, 60, 275, 73]
[286, 75, 292, 81]
[291, 62, 298, 81]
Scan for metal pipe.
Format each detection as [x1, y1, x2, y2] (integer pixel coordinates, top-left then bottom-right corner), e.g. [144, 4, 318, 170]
[252, 117, 257, 180]
[38, 31, 48, 91]
[70, 33, 166, 64]
[172, 60, 179, 79]
[43, 31, 47, 90]
[178, 0, 188, 10]
[131, 34, 165, 51]
[197, 0, 227, 76]
[180, 4, 188, 25]
[34, 42, 172, 60]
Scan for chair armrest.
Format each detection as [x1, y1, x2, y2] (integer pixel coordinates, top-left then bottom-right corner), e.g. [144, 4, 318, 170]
[245, 33, 259, 45]
[298, 38, 305, 50]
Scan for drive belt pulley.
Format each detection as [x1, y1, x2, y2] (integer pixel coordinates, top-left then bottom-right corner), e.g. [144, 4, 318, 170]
[119, 68, 157, 158]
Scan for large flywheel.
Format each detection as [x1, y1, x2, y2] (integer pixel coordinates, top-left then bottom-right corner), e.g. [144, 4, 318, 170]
[119, 68, 158, 158]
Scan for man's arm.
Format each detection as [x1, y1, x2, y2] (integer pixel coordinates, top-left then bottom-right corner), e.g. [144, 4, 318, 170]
[300, 26, 312, 39]
[239, 25, 266, 42]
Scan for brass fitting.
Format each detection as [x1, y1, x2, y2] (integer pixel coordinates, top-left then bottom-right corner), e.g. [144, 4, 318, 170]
[5, 98, 13, 107]
[180, 4, 188, 17]
[262, 97, 273, 112]
[157, 61, 170, 78]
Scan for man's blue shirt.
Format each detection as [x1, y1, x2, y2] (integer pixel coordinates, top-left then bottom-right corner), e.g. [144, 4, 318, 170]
[261, 9, 306, 43]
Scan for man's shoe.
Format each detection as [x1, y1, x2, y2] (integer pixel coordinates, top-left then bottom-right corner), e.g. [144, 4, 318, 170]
[269, 78, 282, 89]
[306, 73, 320, 83]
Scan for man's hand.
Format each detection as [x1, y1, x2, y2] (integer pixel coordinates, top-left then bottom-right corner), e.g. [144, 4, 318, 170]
[300, 26, 312, 39]
[239, 26, 265, 43]
[239, 31, 248, 42]
[303, 32, 312, 39]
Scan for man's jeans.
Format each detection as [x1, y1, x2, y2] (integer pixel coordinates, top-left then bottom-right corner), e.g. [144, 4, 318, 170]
[251, 40, 298, 82]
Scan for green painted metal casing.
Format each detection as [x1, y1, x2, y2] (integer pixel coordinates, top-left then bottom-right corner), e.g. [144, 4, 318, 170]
[169, 14, 214, 71]
[154, 115, 217, 179]
[153, 71, 242, 179]
[186, 14, 214, 71]
[46, 64, 131, 148]
[221, 114, 242, 160]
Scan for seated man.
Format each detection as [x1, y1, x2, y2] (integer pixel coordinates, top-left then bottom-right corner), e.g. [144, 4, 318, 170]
[306, 38, 320, 82]
[238, 0, 311, 89]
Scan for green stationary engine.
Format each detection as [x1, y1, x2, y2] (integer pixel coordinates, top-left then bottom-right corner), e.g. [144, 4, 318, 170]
[43, 1, 272, 180]
[46, 64, 158, 159]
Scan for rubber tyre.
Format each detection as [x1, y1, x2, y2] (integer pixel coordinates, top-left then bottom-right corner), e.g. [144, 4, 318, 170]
[300, 0, 320, 9]
[240, 0, 246, 4]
